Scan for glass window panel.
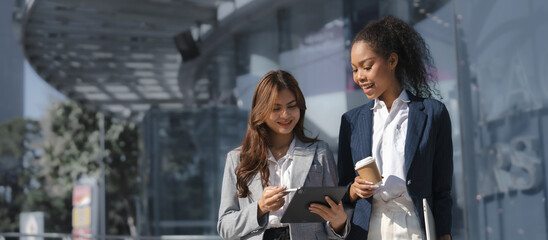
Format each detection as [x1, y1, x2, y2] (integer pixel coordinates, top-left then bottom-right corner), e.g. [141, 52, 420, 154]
[454, 0, 548, 239]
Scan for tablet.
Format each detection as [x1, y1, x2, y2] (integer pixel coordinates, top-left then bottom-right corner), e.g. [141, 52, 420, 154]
[423, 198, 436, 240]
[280, 186, 347, 223]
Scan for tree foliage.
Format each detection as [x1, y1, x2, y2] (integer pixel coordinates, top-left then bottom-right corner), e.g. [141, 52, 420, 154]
[0, 117, 41, 231]
[0, 102, 141, 234]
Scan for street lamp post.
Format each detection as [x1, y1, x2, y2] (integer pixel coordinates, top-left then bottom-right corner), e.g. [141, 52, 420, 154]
[99, 112, 106, 240]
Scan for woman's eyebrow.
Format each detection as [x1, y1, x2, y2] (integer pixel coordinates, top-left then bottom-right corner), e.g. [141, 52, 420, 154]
[356, 57, 375, 66]
[274, 100, 296, 106]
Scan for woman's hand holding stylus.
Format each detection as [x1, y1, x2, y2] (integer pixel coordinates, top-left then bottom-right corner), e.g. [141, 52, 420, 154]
[350, 176, 379, 203]
[257, 186, 289, 219]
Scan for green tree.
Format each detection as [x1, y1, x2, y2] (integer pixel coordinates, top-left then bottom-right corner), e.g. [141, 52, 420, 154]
[0, 101, 141, 234]
[39, 101, 141, 234]
[0, 118, 41, 231]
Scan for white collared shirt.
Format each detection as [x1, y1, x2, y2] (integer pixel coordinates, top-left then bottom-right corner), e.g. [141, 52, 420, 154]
[266, 137, 296, 228]
[371, 90, 411, 202]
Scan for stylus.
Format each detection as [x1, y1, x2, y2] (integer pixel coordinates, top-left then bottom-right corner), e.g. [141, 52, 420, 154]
[282, 188, 298, 193]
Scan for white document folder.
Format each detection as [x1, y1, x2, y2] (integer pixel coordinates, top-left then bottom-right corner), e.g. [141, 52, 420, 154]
[423, 198, 436, 240]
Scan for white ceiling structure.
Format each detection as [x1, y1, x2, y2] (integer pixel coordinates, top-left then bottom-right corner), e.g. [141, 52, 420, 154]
[14, 0, 229, 120]
[12, 0, 316, 120]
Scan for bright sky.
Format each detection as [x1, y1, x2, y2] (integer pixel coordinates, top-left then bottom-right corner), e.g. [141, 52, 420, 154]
[23, 60, 66, 120]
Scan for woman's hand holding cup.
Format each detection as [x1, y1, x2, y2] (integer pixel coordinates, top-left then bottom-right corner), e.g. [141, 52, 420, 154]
[350, 156, 381, 203]
[350, 177, 379, 203]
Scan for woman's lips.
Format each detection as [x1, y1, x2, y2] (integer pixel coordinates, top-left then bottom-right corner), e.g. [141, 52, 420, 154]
[362, 83, 374, 95]
[278, 120, 292, 127]
[361, 83, 374, 89]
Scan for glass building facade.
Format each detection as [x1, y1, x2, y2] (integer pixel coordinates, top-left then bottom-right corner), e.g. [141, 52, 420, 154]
[141, 108, 248, 235]
[453, 0, 548, 239]
[0, 0, 24, 123]
[141, 0, 548, 238]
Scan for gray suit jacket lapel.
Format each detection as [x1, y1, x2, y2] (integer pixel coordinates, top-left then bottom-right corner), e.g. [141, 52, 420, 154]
[290, 139, 317, 188]
[405, 96, 426, 174]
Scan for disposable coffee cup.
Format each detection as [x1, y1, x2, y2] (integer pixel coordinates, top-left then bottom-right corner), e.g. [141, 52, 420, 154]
[355, 156, 382, 185]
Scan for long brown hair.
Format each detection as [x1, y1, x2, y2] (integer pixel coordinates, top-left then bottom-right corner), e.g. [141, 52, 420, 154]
[235, 70, 317, 198]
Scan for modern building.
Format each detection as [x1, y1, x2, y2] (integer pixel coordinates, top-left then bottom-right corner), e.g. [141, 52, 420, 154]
[0, 0, 24, 123]
[10, 0, 548, 239]
[1, 0, 66, 218]
[0, 0, 24, 205]
[141, 107, 247, 235]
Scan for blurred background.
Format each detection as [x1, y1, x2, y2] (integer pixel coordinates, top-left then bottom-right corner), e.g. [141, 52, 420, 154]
[1, 0, 547, 239]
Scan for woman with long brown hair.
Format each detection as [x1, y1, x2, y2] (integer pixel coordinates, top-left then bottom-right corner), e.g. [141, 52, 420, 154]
[218, 70, 349, 240]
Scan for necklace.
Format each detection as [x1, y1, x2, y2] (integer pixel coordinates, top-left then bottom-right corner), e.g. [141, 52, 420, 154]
[270, 145, 289, 160]
[269, 135, 293, 160]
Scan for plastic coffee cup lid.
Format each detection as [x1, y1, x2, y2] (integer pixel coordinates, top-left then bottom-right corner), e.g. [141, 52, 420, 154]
[355, 156, 375, 170]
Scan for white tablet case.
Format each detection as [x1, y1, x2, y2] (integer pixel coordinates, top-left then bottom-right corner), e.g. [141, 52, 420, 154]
[423, 198, 436, 240]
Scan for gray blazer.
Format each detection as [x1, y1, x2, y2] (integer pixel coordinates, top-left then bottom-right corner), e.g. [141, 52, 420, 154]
[217, 139, 349, 240]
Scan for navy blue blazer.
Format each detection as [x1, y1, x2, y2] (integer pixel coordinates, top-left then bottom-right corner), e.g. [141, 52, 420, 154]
[337, 92, 453, 239]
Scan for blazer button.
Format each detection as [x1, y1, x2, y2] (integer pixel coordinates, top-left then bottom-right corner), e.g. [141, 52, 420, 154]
[407, 180, 412, 186]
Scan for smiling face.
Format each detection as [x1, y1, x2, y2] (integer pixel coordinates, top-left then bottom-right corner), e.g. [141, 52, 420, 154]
[351, 41, 401, 102]
[264, 88, 300, 137]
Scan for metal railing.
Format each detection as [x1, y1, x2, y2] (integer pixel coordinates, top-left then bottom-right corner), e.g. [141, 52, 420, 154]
[0, 233, 222, 240]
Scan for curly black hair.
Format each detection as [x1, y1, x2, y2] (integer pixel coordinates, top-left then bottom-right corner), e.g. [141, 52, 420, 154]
[352, 15, 438, 99]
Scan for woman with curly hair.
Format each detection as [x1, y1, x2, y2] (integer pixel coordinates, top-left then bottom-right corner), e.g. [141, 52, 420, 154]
[218, 70, 349, 239]
[337, 16, 453, 240]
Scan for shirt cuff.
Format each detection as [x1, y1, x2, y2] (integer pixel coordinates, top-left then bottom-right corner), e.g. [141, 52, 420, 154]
[326, 220, 350, 239]
[257, 209, 269, 228]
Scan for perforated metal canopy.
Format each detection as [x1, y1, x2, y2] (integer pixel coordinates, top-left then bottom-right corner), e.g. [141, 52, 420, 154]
[15, 0, 229, 120]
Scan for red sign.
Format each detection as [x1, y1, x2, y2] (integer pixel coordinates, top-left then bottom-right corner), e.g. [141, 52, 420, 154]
[72, 228, 91, 240]
[72, 185, 92, 240]
[72, 186, 91, 207]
